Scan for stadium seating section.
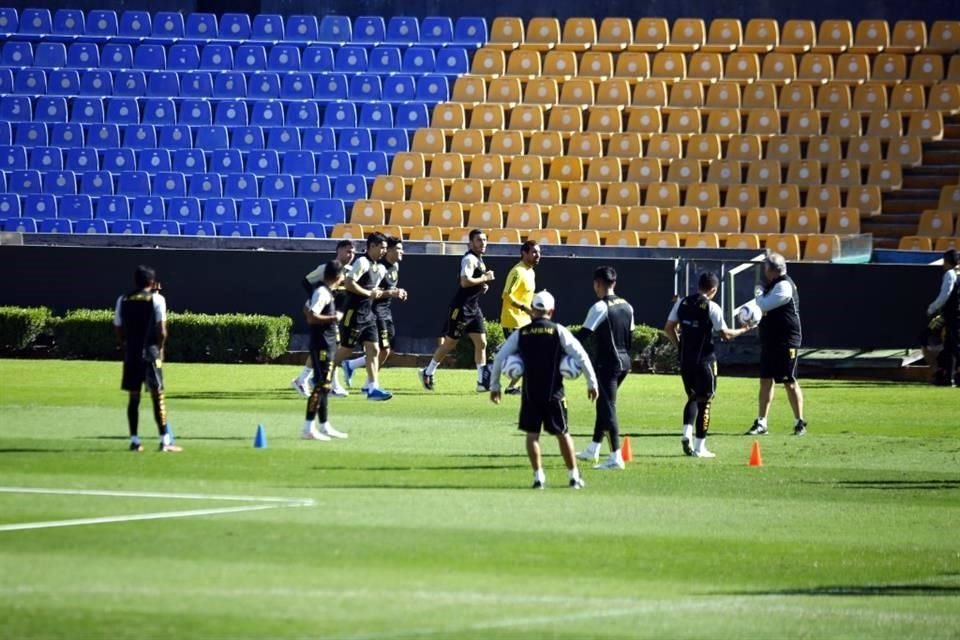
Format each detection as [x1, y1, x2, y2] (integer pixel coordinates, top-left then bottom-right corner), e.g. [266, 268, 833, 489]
[1, 10, 958, 255]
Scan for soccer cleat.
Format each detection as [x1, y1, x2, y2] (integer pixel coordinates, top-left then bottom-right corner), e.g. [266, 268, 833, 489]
[531, 479, 545, 490]
[479, 364, 492, 391]
[745, 420, 768, 436]
[417, 368, 435, 391]
[681, 437, 694, 457]
[319, 424, 348, 439]
[366, 388, 393, 401]
[129, 442, 144, 452]
[341, 361, 355, 388]
[159, 443, 183, 452]
[569, 477, 585, 489]
[793, 420, 808, 436]
[576, 448, 600, 463]
[475, 383, 489, 393]
[504, 386, 522, 395]
[692, 447, 716, 458]
[593, 456, 625, 470]
[291, 378, 310, 398]
[302, 428, 331, 441]
[330, 386, 349, 398]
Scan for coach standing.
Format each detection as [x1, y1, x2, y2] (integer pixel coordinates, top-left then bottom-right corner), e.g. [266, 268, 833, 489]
[928, 249, 960, 386]
[745, 253, 808, 437]
[499, 240, 541, 394]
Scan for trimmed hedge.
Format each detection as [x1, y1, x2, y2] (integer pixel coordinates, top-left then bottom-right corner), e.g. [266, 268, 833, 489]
[548, 322, 678, 374]
[455, 319, 506, 367]
[53, 309, 116, 359]
[0, 306, 53, 351]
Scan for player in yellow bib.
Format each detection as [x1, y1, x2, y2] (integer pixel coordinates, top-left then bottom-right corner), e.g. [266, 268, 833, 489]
[499, 240, 541, 394]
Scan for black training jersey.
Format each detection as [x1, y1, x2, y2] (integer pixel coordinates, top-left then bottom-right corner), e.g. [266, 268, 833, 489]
[308, 284, 339, 350]
[518, 318, 565, 403]
[759, 275, 802, 348]
[344, 255, 385, 318]
[374, 257, 399, 318]
[119, 290, 161, 359]
[676, 293, 717, 366]
[947, 273, 960, 324]
[449, 250, 487, 309]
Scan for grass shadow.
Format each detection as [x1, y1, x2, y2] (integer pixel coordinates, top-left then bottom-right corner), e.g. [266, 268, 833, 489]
[166, 391, 293, 401]
[832, 479, 960, 491]
[729, 583, 960, 597]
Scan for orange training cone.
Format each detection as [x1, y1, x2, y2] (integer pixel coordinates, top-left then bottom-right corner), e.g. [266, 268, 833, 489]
[748, 439, 763, 467]
[621, 436, 633, 463]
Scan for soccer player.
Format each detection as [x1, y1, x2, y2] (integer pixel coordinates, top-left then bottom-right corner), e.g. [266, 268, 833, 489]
[292, 239, 355, 397]
[745, 253, 807, 436]
[928, 249, 960, 386]
[302, 260, 348, 440]
[499, 240, 541, 394]
[334, 232, 395, 401]
[418, 229, 496, 392]
[490, 291, 598, 490]
[112, 265, 181, 452]
[664, 271, 754, 458]
[574, 266, 635, 470]
[342, 236, 408, 393]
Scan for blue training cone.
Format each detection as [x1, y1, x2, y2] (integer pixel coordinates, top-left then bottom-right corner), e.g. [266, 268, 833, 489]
[253, 424, 267, 449]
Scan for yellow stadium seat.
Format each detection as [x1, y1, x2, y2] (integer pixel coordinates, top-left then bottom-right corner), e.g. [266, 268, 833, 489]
[522, 78, 558, 106]
[468, 202, 504, 228]
[947, 56, 960, 82]
[615, 51, 652, 82]
[646, 133, 683, 161]
[644, 232, 681, 247]
[487, 77, 523, 105]
[726, 52, 761, 82]
[596, 78, 631, 106]
[632, 78, 667, 106]
[429, 152, 465, 180]
[585, 205, 622, 230]
[725, 233, 762, 249]
[786, 159, 823, 188]
[885, 136, 923, 167]
[851, 82, 887, 112]
[390, 201, 426, 227]
[665, 108, 702, 137]
[845, 185, 882, 215]
[506, 49, 542, 79]
[568, 181, 603, 207]
[871, 53, 907, 85]
[818, 81, 855, 112]
[834, 54, 871, 84]
[803, 234, 841, 260]
[445, 227, 471, 242]
[547, 105, 585, 134]
[488, 131, 524, 156]
[890, 82, 926, 112]
[411, 128, 446, 158]
[908, 111, 944, 141]
[686, 133, 722, 161]
[596, 18, 633, 52]
[452, 76, 487, 105]
[705, 81, 742, 109]
[507, 155, 544, 180]
[527, 131, 562, 159]
[449, 130, 486, 158]
[685, 232, 721, 248]
[778, 20, 816, 54]
[703, 18, 742, 53]
[687, 52, 724, 82]
[745, 108, 781, 136]
[785, 108, 822, 137]
[548, 157, 584, 183]
[558, 17, 598, 52]
[935, 237, 960, 251]
[606, 182, 642, 207]
[603, 230, 641, 246]
[927, 21, 960, 54]
[665, 206, 702, 233]
[823, 207, 861, 234]
[350, 200, 385, 225]
[825, 160, 863, 188]
[742, 80, 778, 109]
[744, 207, 782, 233]
[487, 179, 524, 204]
[806, 135, 843, 163]
[631, 17, 670, 52]
[850, 20, 890, 54]
[685, 183, 721, 209]
[669, 80, 705, 108]
[626, 106, 663, 138]
[726, 134, 762, 161]
[371, 175, 406, 202]
[489, 17, 525, 50]
[524, 17, 561, 51]
[470, 47, 507, 78]
[624, 205, 662, 230]
[505, 203, 542, 228]
[866, 160, 902, 190]
[938, 185, 960, 213]
[705, 207, 742, 233]
[585, 158, 622, 184]
[543, 50, 578, 79]
[607, 132, 643, 160]
[706, 160, 743, 185]
[761, 52, 797, 84]
[527, 180, 563, 206]
[909, 54, 944, 84]
[409, 178, 446, 205]
[406, 226, 444, 242]
[764, 233, 802, 260]
[725, 185, 762, 210]
[565, 230, 602, 245]
[898, 235, 933, 251]
[488, 228, 523, 243]
[765, 184, 801, 211]
[741, 18, 779, 54]
[917, 210, 954, 237]
[545, 204, 582, 229]
[645, 182, 681, 208]
[797, 53, 834, 84]
[469, 154, 505, 181]
[667, 18, 706, 52]
[783, 206, 822, 234]
[429, 201, 464, 227]
[780, 83, 815, 111]
[815, 20, 853, 54]
[666, 158, 702, 184]
[888, 20, 926, 54]
[331, 223, 364, 239]
[448, 179, 485, 206]
[559, 80, 595, 107]
[568, 132, 604, 160]
[806, 184, 842, 212]
[585, 106, 624, 135]
[508, 104, 546, 133]
[651, 51, 687, 81]
[826, 110, 863, 138]
[746, 159, 783, 186]
[392, 152, 427, 179]
[469, 103, 507, 132]
[844, 136, 881, 165]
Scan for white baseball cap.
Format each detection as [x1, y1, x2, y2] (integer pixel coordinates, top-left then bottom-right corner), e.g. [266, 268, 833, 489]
[531, 290, 555, 312]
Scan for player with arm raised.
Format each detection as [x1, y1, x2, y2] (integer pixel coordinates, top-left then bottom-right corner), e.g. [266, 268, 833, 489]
[301, 261, 347, 441]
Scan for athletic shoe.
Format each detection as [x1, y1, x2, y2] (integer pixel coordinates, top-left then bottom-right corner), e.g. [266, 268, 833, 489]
[681, 437, 694, 457]
[745, 420, 768, 436]
[366, 388, 393, 401]
[576, 449, 600, 463]
[330, 386, 349, 398]
[475, 383, 489, 393]
[593, 456, 625, 470]
[417, 368, 434, 391]
[319, 424, 348, 439]
[129, 442, 143, 452]
[301, 428, 331, 441]
[341, 361, 355, 388]
[159, 443, 183, 452]
[692, 447, 716, 458]
[480, 364, 492, 390]
[504, 386, 522, 395]
[531, 479, 544, 490]
[569, 477, 585, 489]
[793, 420, 808, 436]
[360, 385, 372, 396]
[291, 378, 310, 398]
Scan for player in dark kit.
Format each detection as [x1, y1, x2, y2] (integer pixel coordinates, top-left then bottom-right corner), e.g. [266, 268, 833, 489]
[574, 266, 636, 470]
[302, 261, 348, 441]
[419, 229, 496, 392]
[927, 249, 960, 386]
[490, 291, 598, 490]
[112, 265, 181, 452]
[665, 272, 753, 458]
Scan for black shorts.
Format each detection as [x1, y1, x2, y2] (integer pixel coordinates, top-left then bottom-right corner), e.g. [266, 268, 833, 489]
[442, 305, 485, 340]
[341, 309, 378, 349]
[121, 353, 164, 393]
[760, 345, 800, 383]
[681, 360, 717, 400]
[518, 397, 569, 436]
[376, 313, 395, 350]
[310, 346, 335, 390]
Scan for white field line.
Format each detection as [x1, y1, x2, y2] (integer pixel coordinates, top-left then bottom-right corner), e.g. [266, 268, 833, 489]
[0, 486, 313, 533]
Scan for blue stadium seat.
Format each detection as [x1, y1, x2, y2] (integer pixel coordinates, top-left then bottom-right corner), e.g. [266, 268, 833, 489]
[6, 218, 38, 233]
[136, 148, 171, 173]
[353, 16, 386, 45]
[231, 126, 265, 151]
[247, 149, 281, 174]
[421, 17, 454, 46]
[0, 193, 21, 219]
[142, 98, 176, 125]
[87, 123, 122, 150]
[310, 198, 346, 224]
[43, 170, 76, 195]
[23, 193, 57, 218]
[220, 221, 252, 237]
[275, 198, 310, 225]
[386, 17, 420, 46]
[85, 10, 118, 39]
[337, 128, 373, 154]
[189, 173, 223, 198]
[53, 10, 85, 36]
[104, 44, 136, 72]
[359, 103, 394, 129]
[147, 71, 180, 97]
[210, 148, 243, 174]
[251, 102, 284, 126]
[124, 124, 158, 149]
[454, 17, 488, 48]
[298, 175, 332, 199]
[133, 44, 166, 70]
[105, 97, 139, 125]
[152, 12, 185, 41]
[281, 73, 315, 100]
[282, 150, 316, 175]
[101, 148, 135, 173]
[58, 194, 93, 220]
[29, 146, 62, 170]
[9, 169, 42, 193]
[15, 69, 47, 94]
[219, 14, 251, 41]
[168, 44, 200, 71]
[314, 74, 348, 102]
[180, 71, 213, 98]
[185, 13, 218, 40]
[292, 223, 326, 238]
[1, 96, 32, 122]
[323, 102, 357, 128]
[395, 103, 430, 130]
[251, 15, 284, 41]
[416, 74, 450, 102]
[239, 198, 274, 223]
[261, 174, 295, 199]
[179, 99, 212, 126]
[214, 100, 248, 126]
[302, 127, 336, 152]
[199, 44, 234, 71]
[115, 170, 150, 197]
[255, 222, 289, 238]
[0, 145, 27, 170]
[223, 173, 259, 198]
[96, 195, 130, 220]
[15, 123, 48, 146]
[80, 70, 113, 96]
[248, 72, 281, 99]
[112, 70, 146, 96]
[0, 68, 12, 94]
[182, 221, 216, 236]
[111, 219, 145, 234]
[317, 150, 352, 176]
[131, 196, 165, 222]
[52, 123, 85, 150]
[172, 148, 206, 173]
[268, 44, 301, 71]
[65, 148, 98, 172]
[213, 71, 246, 98]
[349, 74, 383, 101]
[286, 15, 319, 41]
[318, 15, 351, 44]
[355, 151, 389, 178]
[0, 8, 17, 35]
[39, 218, 72, 233]
[334, 46, 369, 73]
[2, 41, 33, 66]
[20, 10, 52, 36]
[153, 172, 187, 198]
[202, 198, 237, 224]
[70, 97, 104, 124]
[302, 46, 334, 72]
[74, 219, 107, 234]
[436, 47, 469, 76]
[235, 44, 268, 72]
[402, 47, 437, 74]
[383, 75, 417, 102]
[66, 43, 100, 69]
[285, 102, 320, 128]
[333, 175, 368, 202]
[157, 124, 192, 149]
[368, 47, 402, 74]
[148, 220, 180, 235]
[81, 170, 114, 196]
[46, 70, 79, 97]
[263, 126, 303, 152]
[0, 121, 8, 145]
[166, 197, 201, 223]
[35, 96, 68, 123]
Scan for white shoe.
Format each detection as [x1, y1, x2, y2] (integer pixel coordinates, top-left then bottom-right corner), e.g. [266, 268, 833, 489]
[319, 424, 348, 439]
[330, 386, 349, 398]
[301, 428, 331, 441]
[291, 378, 310, 398]
[593, 456, 626, 470]
[692, 447, 716, 458]
[576, 449, 600, 463]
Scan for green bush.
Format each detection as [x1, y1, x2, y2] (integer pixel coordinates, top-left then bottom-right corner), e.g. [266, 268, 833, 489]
[0, 306, 53, 351]
[455, 319, 506, 367]
[564, 322, 677, 373]
[54, 309, 117, 359]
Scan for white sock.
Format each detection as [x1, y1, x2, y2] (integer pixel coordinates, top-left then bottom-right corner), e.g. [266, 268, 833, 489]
[569, 467, 581, 482]
[693, 437, 705, 452]
[320, 421, 330, 430]
[586, 441, 600, 455]
[303, 419, 315, 433]
[296, 366, 312, 384]
[161, 433, 172, 446]
[130, 435, 141, 445]
[476, 365, 486, 382]
[425, 359, 440, 375]
[757, 417, 767, 427]
[682, 424, 693, 441]
[611, 449, 622, 462]
[348, 356, 366, 371]
[534, 468, 546, 484]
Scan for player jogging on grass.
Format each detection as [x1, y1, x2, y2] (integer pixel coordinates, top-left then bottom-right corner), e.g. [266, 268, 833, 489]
[301, 261, 348, 441]
[499, 240, 540, 395]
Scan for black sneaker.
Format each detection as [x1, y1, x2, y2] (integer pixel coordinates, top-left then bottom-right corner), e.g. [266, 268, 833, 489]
[129, 441, 143, 452]
[531, 479, 544, 490]
[745, 420, 768, 436]
[793, 420, 808, 436]
[681, 437, 694, 456]
[417, 367, 435, 391]
[477, 364, 491, 392]
[569, 477, 585, 490]
[504, 386, 522, 395]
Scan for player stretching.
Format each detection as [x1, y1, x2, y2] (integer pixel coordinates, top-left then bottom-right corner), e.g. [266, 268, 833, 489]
[499, 240, 540, 394]
[302, 261, 348, 440]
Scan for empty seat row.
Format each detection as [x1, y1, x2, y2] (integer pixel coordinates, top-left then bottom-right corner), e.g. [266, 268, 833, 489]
[913, 209, 960, 237]
[898, 236, 960, 252]
[1, 216, 334, 239]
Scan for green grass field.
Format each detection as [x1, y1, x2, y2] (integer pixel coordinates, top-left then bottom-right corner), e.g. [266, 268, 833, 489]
[1, 358, 958, 639]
